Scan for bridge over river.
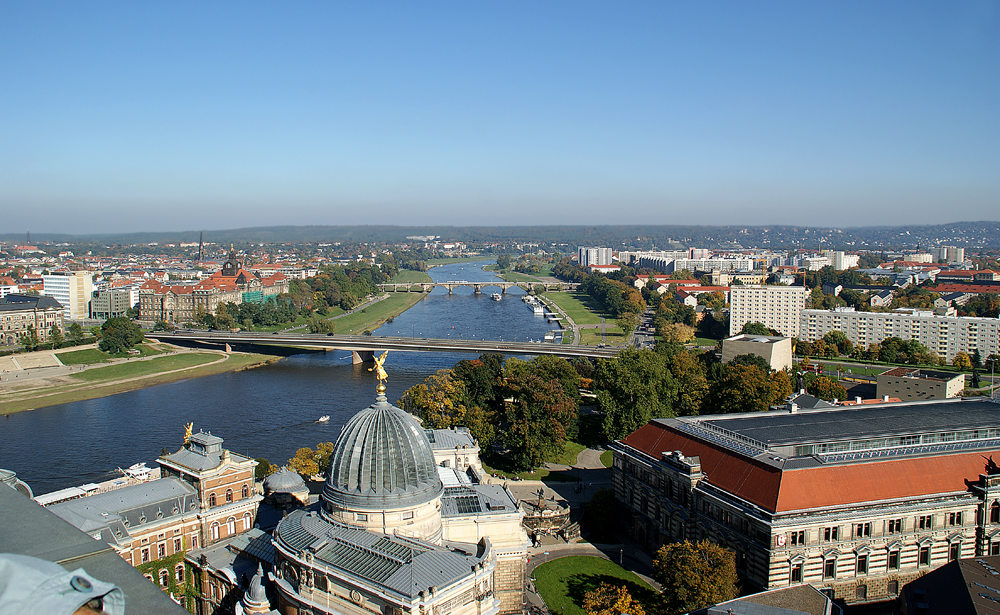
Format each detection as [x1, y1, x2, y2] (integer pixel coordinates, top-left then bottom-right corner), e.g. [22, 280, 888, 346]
[147, 331, 619, 363]
[378, 280, 579, 294]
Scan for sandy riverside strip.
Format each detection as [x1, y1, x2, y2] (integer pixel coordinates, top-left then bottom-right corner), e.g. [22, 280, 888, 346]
[0, 350, 274, 414]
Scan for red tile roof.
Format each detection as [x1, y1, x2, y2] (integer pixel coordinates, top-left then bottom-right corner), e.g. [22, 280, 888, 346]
[620, 420, 1000, 514]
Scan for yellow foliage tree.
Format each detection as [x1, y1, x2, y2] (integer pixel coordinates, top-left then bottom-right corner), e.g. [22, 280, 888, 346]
[583, 583, 646, 615]
[953, 352, 972, 370]
[288, 447, 319, 477]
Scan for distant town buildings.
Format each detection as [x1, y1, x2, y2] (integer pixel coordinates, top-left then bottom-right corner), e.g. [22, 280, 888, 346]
[729, 285, 811, 338]
[799, 307, 1000, 362]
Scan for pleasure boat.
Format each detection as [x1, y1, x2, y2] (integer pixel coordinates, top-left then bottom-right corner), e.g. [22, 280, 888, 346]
[317, 415, 331, 422]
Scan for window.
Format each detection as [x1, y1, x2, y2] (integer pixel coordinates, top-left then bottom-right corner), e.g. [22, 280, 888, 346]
[823, 558, 837, 579]
[142, 548, 149, 563]
[855, 522, 871, 538]
[159, 570, 169, 586]
[191, 535, 198, 549]
[888, 580, 899, 595]
[823, 526, 839, 542]
[226, 517, 236, 535]
[356, 513, 367, 522]
[856, 585, 868, 600]
[991, 502, 999, 524]
[919, 546, 930, 566]
[888, 519, 902, 534]
[857, 554, 868, 575]
[918, 515, 933, 530]
[174, 537, 182, 552]
[888, 550, 900, 570]
[992, 541, 1000, 556]
[949, 512, 963, 526]
[402, 511, 414, 520]
[950, 543, 961, 561]
[209, 493, 216, 507]
[790, 563, 802, 583]
[158, 543, 165, 558]
[211, 523, 220, 541]
[790, 530, 805, 546]
[242, 513, 252, 531]
[242, 484, 249, 499]
[175, 564, 184, 583]
[226, 489, 233, 503]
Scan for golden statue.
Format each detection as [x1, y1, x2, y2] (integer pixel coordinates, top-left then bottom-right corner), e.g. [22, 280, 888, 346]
[184, 422, 194, 444]
[369, 351, 389, 392]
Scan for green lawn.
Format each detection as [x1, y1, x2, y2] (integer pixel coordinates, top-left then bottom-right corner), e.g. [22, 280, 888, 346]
[391, 270, 433, 284]
[533, 556, 657, 615]
[548, 441, 586, 466]
[600, 450, 613, 468]
[579, 328, 626, 346]
[499, 272, 542, 283]
[333, 293, 425, 335]
[690, 337, 720, 347]
[71, 353, 220, 382]
[56, 343, 164, 365]
[542, 291, 607, 326]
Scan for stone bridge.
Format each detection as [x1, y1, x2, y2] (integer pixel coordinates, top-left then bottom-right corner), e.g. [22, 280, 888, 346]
[378, 281, 579, 294]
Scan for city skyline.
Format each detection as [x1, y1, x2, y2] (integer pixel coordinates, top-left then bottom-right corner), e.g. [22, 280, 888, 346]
[2, 2, 997, 234]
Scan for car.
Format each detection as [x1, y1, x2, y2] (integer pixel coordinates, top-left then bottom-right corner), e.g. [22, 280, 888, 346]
[327, 332, 335, 336]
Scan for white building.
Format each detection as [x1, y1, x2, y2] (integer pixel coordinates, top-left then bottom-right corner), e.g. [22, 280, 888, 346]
[672, 257, 754, 274]
[729, 285, 811, 338]
[822, 251, 860, 271]
[578, 247, 613, 268]
[799, 307, 1000, 361]
[930, 246, 965, 264]
[42, 271, 93, 320]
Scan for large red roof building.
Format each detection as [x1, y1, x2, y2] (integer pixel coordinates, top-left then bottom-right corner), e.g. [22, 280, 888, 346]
[611, 398, 1000, 607]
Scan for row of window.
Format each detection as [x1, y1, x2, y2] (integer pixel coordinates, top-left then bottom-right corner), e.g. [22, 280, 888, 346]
[139, 537, 186, 564]
[788, 513, 967, 545]
[789, 542, 964, 584]
[207, 484, 250, 507]
[209, 513, 253, 540]
[143, 564, 185, 586]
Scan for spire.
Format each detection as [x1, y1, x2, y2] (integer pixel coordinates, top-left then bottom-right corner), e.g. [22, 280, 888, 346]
[240, 563, 271, 613]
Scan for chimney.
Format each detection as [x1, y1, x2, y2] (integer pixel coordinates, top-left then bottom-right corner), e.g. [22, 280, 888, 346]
[832, 398, 838, 404]
[788, 402, 798, 414]
[855, 396, 862, 404]
[883, 395, 890, 401]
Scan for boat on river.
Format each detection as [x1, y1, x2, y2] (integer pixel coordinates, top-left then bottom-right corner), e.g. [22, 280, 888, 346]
[491, 292, 502, 301]
[317, 415, 330, 422]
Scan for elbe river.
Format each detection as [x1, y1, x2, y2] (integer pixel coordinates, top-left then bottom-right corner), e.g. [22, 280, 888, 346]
[0, 261, 562, 495]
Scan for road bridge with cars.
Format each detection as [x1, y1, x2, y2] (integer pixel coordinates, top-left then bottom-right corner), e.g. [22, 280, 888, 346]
[146, 331, 619, 363]
[377, 281, 580, 294]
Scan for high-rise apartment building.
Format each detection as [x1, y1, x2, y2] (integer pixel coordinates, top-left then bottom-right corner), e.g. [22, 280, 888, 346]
[578, 247, 613, 268]
[42, 271, 93, 320]
[930, 246, 965, 263]
[729, 285, 810, 337]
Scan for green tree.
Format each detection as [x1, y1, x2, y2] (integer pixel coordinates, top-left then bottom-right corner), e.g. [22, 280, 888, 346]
[48, 324, 64, 348]
[18, 325, 40, 352]
[501, 371, 578, 471]
[98, 317, 144, 353]
[653, 540, 738, 615]
[524, 355, 582, 405]
[617, 312, 640, 336]
[807, 376, 848, 402]
[584, 488, 621, 542]
[254, 458, 278, 480]
[740, 322, 770, 336]
[583, 584, 646, 615]
[670, 352, 708, 416]
[594, 348, 679, 440]
[706, 364, 783, 413]
[495, 254, 513, 271]
[307, 316, 335, 334]
[822, 330, 854, 356]
[67, 321, 84, 344]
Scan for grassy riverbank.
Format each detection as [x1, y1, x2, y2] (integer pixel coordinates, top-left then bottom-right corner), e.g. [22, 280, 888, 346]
[0, 350, 276, 415]
[334, 292, 426, 335]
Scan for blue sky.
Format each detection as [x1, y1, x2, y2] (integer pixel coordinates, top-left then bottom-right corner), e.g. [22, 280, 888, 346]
[2, 2, 997, 234]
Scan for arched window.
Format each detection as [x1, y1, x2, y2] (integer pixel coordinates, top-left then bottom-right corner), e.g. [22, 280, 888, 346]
[242, 484, 249, 499]
[211, 522, 220, 541]
[175, 564, 185, 583]
[227, 517, 236, 535]
[242, 512, 252, 531]
[226, 489, 233, 503]
[209, 493, 216, 507]
[991, 501, 999, 524]
[159, 570, 169, 586]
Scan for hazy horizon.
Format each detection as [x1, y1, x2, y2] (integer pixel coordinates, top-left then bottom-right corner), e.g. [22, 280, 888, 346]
[2, 2, 998, 234]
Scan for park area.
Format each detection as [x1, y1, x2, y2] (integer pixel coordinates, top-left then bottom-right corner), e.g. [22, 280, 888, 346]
[532, 556, 656, 615]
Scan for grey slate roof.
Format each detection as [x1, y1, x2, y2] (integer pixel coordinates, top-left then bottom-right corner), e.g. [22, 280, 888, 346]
[263, 467, 307, 494]
[161, 431, 250, 471]
[324, 393, 443, 510]
[441, 485, 517, 518]
[426, 428, 477, 450]
[0, 294, 64, 311]
[274, 510, 484, 598]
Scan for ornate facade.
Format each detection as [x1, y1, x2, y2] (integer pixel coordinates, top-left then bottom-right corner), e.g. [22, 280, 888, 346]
[0, 293, 64, 347]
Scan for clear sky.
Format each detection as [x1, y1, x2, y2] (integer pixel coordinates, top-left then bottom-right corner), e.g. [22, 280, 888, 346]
[2, 2, 998, 234]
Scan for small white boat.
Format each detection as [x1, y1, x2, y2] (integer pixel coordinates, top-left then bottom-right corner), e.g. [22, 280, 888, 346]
[532, 303, 544, 315]
[492, 293, 502, 301]
[317, 415, 330, 422]
[118, 463, 153, 482]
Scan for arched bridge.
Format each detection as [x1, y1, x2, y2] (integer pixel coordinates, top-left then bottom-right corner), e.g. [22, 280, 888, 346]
[147, 331, 618, 363]
[378, 281, 580, 294]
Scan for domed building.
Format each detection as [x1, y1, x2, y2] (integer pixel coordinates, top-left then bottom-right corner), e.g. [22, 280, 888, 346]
[272, 384, 529, 615]
[263, 468, 310, 510]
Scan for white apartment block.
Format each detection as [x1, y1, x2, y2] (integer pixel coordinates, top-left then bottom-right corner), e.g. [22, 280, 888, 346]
[821, 251, 861, 271]
[672, 257, 754, 273]
[729, 285, 811, 338]
[42, 271, 94, 320]
[578, 247, 613, 268]
[930, 246, 965, 263]
[799, 307, 1000, 361]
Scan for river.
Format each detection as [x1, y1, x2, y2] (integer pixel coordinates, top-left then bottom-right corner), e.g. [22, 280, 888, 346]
[0, 261, 561, 495]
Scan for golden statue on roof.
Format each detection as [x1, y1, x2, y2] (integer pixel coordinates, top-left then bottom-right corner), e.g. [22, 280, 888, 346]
[369, 351, 389, 393]
[184, 422, 194, 444]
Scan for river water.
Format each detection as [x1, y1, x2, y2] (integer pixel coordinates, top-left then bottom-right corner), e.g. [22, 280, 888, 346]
[0, 261, 561, 495]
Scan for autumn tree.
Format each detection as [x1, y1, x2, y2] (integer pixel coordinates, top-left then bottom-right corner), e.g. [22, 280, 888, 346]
[660, 323, 695, 344]
[953, 352, 972, 370]
[617, 312, 640, 337]
[670, 351, 708, 415]
[288, 447, 320, 477]
[653, 540, 738, 615]
[594, 348, 679, 440]
[583, 583, 646, 615]
[807, 376, 848, 402]
[398, 369, 469, 429]
[500, 371, 578, 471]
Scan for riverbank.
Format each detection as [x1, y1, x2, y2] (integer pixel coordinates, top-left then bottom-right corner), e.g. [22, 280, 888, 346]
[0, 345, 278, 414]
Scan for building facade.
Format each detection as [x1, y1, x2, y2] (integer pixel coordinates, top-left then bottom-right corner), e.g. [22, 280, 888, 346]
[42, 271, 93, 320]
[876, 367, 966, 401]
[91, 287, 138, 320]
[721, 334, 793, 372]
[578, 247, 613, 268]
[0, 294, 64, 347]
[799, 307, 1000, 362]
[611, 398, 1000, 606]
[729, 285, 810, 338]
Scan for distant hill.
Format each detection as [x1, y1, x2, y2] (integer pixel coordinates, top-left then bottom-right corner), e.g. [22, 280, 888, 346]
[2, 221, 999, 249]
